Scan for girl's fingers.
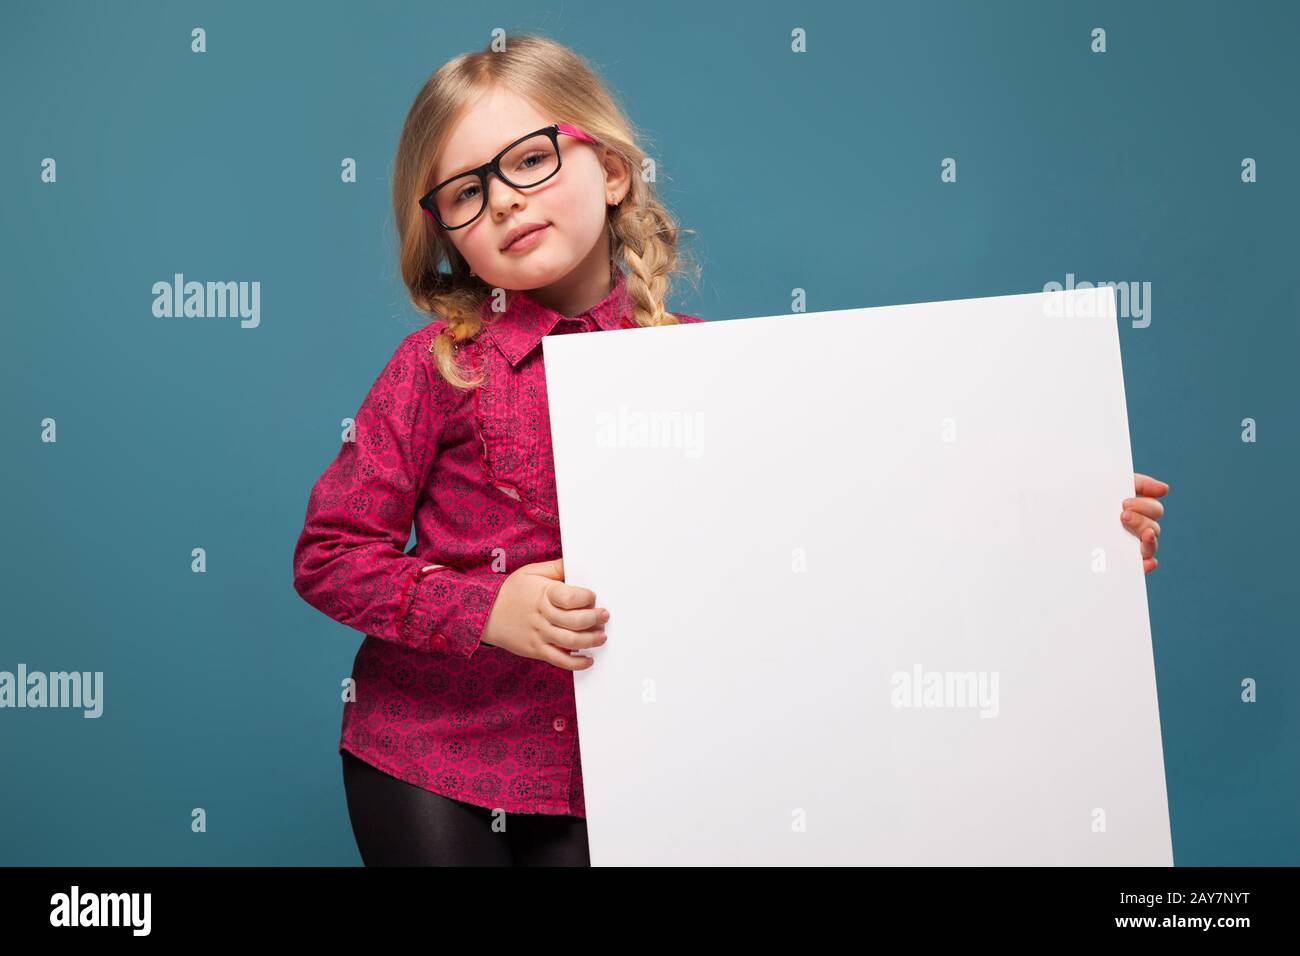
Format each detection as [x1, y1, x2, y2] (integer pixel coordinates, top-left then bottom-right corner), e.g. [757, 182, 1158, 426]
[1134, 473, 1170, 498]
[538, 643, 595, 671]
[1122, 496, 1165, 519]
[1126, 478, 1166, 570]
[542, 601, 608, 632]
[540, 620, 607, 651]
[546, 580, 597, 611]
[1121, 510, 1161, 544]
[1139, 527, 1159, 559]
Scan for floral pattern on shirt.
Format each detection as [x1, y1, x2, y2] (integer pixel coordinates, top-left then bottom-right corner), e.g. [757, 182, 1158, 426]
[293, 269, 704, 817]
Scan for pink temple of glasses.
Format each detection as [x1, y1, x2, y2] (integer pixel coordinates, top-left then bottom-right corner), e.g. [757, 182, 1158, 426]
[556, 121, 598, 144]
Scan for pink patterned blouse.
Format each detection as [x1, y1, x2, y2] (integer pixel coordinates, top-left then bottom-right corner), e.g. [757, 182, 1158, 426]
[292, 268, 705, 817]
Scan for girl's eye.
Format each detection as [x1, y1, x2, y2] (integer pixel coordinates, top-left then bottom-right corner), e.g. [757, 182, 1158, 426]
[515, 150, 547, 172]
[454, 183, 479, 204]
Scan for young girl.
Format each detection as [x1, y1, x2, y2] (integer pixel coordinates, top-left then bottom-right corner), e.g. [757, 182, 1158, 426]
[292, 33, 1171, 867]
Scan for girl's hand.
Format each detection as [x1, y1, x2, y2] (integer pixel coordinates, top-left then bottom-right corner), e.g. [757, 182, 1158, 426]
[479, 558, 608, 670]
[1122, 472, 1169, 574]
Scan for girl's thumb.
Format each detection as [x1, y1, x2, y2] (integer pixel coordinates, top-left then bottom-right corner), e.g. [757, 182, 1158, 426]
[541, 557, 565, 581]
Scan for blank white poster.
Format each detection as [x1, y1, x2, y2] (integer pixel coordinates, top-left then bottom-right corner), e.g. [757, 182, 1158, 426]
[542, 287, 1172, 866]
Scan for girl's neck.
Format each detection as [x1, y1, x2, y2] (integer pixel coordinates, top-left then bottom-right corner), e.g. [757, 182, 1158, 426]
[523, 233, 617, 317]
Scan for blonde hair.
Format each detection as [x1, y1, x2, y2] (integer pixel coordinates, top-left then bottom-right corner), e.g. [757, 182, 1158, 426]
[391, 33, 701, 389]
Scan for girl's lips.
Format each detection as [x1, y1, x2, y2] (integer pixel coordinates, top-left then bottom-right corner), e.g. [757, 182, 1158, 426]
[503, 223, 549, 252]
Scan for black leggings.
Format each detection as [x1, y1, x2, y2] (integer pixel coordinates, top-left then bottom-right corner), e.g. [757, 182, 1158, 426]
[341, 749, 590, 866]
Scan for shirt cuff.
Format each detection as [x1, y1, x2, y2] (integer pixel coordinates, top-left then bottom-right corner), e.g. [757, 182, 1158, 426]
[396, 564, 510, 658]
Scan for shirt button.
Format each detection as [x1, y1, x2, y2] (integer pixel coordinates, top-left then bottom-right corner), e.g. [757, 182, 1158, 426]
[431, 634, 448, 649]
[552, 716, 567, 732]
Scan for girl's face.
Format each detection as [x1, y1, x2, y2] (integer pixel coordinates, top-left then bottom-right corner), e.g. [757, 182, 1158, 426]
[431, 86, 629, 302]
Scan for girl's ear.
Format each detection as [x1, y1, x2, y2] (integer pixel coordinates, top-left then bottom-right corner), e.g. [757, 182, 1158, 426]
[600, 148, 633, 203]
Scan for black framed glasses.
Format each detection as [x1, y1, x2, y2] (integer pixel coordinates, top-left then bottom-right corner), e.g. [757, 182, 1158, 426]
[419, 122, 599, 231]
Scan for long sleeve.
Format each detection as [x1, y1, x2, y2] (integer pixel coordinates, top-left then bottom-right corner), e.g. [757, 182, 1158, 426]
[292, 333, 505, 657]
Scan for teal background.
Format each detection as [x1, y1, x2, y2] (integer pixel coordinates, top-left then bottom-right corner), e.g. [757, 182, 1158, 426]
[2, 0, 1296, 865]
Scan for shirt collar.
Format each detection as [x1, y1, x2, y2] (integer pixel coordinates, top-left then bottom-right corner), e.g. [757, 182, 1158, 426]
[482, 268, 633, 367]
